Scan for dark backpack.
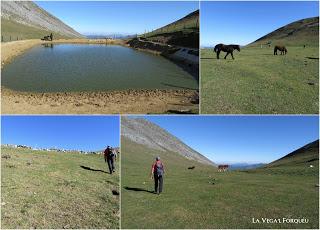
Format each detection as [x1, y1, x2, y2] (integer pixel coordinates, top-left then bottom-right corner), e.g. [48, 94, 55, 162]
[155, 161, 164, 176]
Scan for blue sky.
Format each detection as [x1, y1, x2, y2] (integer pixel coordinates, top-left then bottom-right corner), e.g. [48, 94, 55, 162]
[35, 1, 198, 35]
[201, 1, 319, 46]
[1, 116, 120, 151]
[142, 116, 319, 164]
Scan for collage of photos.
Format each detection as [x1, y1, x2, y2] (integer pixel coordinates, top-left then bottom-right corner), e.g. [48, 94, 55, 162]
[1, 0, 319, 229]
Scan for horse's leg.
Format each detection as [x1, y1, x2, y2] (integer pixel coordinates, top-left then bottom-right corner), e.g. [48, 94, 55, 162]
[217, 50, 220, 59]
[231, 52, 234, 59]
[224, 52, 229, 59]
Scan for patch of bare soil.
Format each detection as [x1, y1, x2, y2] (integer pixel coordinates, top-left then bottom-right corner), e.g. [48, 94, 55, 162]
[1, 87, 199, 114]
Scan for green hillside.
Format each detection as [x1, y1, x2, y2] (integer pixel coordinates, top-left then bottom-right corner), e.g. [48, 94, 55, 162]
[1, 19, 73, 42]
[251, 17, 319, 47]
[266, 140, 319, 170]
[141, 10, 199, 48]
[121, 138, 319, 229]
[144, 10, 199, 37]
[1, 1, 83, 42]
[1, 146, 119, 229]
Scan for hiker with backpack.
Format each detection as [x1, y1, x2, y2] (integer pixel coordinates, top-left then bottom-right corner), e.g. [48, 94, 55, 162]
[104, 146, 115, 174]
[150, 156, 165, 195]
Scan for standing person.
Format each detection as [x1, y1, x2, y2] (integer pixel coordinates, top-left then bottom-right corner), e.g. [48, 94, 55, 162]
[104, 146, 115, 174]
[150, 156, 165, 195]
[50, 33, 53, 41]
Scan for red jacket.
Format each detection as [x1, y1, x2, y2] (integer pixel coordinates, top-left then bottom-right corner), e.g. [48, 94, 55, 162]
[151, 160, 164, 174]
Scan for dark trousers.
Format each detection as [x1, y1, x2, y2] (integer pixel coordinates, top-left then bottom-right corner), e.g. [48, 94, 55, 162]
[154, 174, 163, 194]
[106, 157, 115, 174]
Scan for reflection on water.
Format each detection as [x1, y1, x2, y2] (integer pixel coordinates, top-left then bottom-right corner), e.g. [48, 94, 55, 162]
[2, 44, 198, 92]
[42, 43, 54, 48]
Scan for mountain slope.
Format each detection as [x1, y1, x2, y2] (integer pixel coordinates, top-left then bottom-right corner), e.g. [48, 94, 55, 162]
[250, 17, 319, 46]
[142, 10, 199, 48]
[1, 1, 83, 41]
[267, 140, 319, 168]
[147, 9, 199, 36]
[121, 117, 215, 166]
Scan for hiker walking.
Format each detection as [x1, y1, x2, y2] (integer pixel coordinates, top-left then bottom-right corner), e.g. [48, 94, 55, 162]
[50, 33, 53, 41]
[104, 146, 115, 174]
[150, 156, 164, 195]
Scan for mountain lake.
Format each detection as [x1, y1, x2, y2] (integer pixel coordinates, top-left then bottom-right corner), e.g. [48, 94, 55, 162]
[2, 44, 198, 92]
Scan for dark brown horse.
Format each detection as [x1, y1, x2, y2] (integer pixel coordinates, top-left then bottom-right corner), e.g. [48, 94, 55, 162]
[274, 45, 287, 55]
[214, 43, 240, 59]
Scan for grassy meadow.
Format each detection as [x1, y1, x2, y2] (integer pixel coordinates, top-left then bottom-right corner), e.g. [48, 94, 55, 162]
[201, 45, 319, 114]
[1, 146, 119, 229]
[121, 138, 319, 229]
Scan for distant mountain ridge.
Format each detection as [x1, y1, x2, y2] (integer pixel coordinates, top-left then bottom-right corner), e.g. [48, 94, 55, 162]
[121, 117, 215, 166]
[229, 163, 266, 170]
[250, 17, 319, 46]
[1, 1, 83, 38]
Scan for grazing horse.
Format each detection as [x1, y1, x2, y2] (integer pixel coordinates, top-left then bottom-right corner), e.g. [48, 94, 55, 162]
[218, 164, 229, 172]
[274, 45, 287, 55]
[214, 43, 240, 59]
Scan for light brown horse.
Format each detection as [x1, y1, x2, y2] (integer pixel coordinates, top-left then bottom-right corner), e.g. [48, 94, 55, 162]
[274, 45, 287, 55]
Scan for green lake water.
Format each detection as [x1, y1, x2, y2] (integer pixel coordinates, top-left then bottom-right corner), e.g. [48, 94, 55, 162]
[2, 44, 198, 92]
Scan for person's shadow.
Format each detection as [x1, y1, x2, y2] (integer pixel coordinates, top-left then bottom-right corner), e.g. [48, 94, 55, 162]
[80, 165, 109, 174]
[124, 186, 154, 194]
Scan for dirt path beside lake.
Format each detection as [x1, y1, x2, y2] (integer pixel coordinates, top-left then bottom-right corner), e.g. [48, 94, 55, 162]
[1, 87, 198, 114]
